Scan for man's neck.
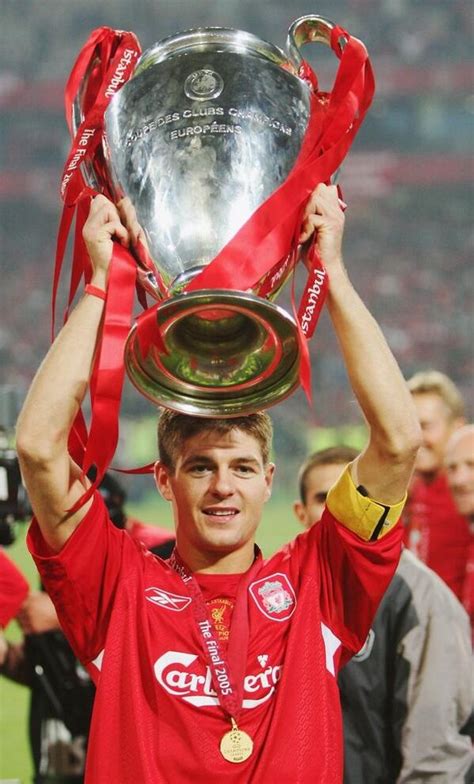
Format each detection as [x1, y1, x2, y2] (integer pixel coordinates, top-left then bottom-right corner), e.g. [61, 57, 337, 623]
[176, 542, 255, 574]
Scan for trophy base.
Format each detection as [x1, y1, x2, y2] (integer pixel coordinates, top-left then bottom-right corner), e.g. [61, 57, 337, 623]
[124, 290, 300, 417]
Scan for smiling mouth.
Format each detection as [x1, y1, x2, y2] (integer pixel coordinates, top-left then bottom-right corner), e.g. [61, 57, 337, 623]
[202, 508, 239, 521]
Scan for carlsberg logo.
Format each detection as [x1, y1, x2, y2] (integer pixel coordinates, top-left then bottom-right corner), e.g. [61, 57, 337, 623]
[154, 650, 281, 709]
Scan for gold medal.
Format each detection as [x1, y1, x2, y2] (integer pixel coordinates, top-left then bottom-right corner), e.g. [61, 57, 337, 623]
[220, 718, 253, 764]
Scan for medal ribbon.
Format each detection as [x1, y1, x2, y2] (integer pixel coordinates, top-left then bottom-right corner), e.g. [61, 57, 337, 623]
[169, 549, 261, 724]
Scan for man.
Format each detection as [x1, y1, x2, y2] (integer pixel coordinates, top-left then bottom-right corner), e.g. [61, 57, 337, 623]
[445, 425, 474, 638]
[295, 447, 474, 784]
[16, 184, 421, 782]
[405, 370, 470, 599]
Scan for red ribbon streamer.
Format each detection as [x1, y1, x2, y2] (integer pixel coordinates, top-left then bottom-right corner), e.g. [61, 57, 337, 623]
[184, 32, 373, 298]
[68, 242, 137, 513]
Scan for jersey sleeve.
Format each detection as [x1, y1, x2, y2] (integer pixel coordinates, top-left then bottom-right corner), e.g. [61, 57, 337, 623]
[0, 549, 29, 627]
[27, 492, 143, 664]
[303, 466, 404, 662]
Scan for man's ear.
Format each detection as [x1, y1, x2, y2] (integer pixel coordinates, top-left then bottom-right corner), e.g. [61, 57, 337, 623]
[154, 461, 173, 502]
[293, 500, 308, 528]
[264, 463, 275, 502]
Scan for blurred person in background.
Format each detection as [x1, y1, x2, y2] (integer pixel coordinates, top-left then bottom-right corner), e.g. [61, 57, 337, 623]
[445, 425, 474, 641]
[0, 547, 29, 634]
[294, 446, 474, 784]
[0, 548, 29, 672]
[404, 370, 470, 600]
[1, 473, 174, 784]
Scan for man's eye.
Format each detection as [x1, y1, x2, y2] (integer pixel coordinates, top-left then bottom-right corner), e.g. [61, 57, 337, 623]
[235, 465, 255, 475]
[189, 464, 211, 474]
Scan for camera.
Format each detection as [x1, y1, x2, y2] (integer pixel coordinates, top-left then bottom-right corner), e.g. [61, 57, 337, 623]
[0, 385, 31, 544]
[0, 444, 31, 545]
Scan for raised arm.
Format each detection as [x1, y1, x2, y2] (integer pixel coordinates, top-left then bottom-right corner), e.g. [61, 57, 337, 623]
[301, 184, 421, 504]
[16, 196, 130, 551]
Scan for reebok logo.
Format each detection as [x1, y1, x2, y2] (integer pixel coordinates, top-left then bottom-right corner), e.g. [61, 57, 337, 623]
[145, 587, 192, 612]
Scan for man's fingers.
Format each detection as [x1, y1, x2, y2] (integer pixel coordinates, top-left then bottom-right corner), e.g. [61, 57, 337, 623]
[299, 214, 324, 243]
[303, 183, 340, 219]
[117, 198, 143, 245]
[104, 219, 130, 247]
[83, 214, 130, 247]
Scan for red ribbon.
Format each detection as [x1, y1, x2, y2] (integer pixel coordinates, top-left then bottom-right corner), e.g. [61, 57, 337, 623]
[52, 28, 141, 337]
[51, 28, 141, 507]
[184, 32, 373, 299]
[68, 242, 137, 513]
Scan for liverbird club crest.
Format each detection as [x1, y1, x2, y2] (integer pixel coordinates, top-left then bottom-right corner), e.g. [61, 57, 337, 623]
[249, 573, 297, 622]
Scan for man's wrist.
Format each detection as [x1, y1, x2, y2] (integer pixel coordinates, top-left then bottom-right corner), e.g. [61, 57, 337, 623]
[85, 284, 107, 301]
[90, 270, 108, 290]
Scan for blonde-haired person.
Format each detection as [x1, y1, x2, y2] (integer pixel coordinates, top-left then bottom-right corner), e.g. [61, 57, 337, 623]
[404, 370, 470, 600]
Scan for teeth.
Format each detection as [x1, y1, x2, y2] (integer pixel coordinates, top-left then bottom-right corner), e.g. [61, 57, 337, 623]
[206, 510, 236, 516]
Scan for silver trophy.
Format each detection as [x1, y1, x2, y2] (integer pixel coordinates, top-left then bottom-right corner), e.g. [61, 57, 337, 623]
[74, 16, 340, 416]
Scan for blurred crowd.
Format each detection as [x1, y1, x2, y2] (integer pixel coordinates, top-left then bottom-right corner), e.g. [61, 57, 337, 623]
[1, 0, 472, 434]
[2, 0, 472, 76]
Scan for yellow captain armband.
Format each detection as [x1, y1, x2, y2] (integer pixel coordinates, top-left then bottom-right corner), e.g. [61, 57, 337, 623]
[326, 464, 406, 541]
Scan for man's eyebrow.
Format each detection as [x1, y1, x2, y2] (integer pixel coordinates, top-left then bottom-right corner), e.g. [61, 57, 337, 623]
[181, 454, 261, 468]
[230, 456, 261, 467]
[181, 454, 215, 468]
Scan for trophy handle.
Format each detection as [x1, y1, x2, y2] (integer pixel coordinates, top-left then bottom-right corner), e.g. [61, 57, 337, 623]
[286, 15, 347, 70]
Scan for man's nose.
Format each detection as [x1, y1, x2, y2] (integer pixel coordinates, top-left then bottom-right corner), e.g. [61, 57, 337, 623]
[210, 469, 235, 497]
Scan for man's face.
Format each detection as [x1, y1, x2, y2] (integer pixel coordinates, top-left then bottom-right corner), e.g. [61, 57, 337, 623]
[445, 429, 474, 518]
[155, 428, 274, 561]
[293, 462, 344, 529]
[412, 392, 460, 476]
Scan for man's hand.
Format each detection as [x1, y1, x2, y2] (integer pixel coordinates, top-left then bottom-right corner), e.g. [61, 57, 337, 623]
[82, 195, 130, 284]
[299, 183, 345, 271]
[17, 591, 60, 635]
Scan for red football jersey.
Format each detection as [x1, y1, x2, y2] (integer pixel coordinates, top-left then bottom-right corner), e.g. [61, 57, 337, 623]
[28, 494, 402, 783]
[128, 518, 175, 549]
[0, 548, 29, 628]
[404, 473, 470, 600]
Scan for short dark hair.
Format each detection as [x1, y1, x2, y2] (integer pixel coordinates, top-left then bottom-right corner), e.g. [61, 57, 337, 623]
[298, 445, 359, 503]
[157, 410, 273, 470]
